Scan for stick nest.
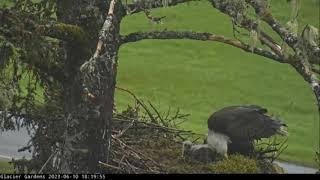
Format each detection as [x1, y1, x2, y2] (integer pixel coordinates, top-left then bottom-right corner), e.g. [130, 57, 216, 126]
[102, 103, 209, 174]
[99, 88, 285, 174]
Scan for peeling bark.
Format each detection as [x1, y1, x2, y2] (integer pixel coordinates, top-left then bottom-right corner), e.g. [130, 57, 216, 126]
[55, 0, 123, 173]
[80, 0, 122, 172]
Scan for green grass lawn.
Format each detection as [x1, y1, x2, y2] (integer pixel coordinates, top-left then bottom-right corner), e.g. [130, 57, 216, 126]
[0, 0, 319, 169]
[115, 0, 320, 167]
[0, 161, 14, 174]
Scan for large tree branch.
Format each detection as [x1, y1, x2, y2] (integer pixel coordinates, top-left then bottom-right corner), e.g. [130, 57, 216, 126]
[0, 8, 88, 44]
[208, 0, 284, 58]
[37, 23, 88, 44]
[259, 31, 283, 57]
[290, 56, 320, 110]
[245, 0, 298, 46]
[121, 30, 283, 62]
[245, 0, 320, 58]
[244, 0, 320, 108]
[125, 0, 200, 15]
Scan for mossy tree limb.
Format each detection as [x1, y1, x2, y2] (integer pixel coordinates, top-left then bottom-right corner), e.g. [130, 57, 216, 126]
[121, 30, 283, 62]
[125, 0, 200, 15]
[38, 23, 89, 45]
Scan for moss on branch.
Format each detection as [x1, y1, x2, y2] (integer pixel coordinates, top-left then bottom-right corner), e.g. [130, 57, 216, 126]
[39, 23, 89, 44]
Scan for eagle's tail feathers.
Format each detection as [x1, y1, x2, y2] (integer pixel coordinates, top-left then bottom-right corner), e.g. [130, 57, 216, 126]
[277, 126, 288, 136]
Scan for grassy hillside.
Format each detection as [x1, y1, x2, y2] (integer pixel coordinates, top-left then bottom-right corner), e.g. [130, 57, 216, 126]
[116, 0, 320, 167]
[0, 0, 319, 168]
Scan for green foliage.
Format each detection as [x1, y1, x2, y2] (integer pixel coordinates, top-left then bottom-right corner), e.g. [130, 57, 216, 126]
[14, 0, 56, 20]
[211, 155, 259, 174]
[0, 0, 14, 7]
[0, 36, 15, 69]
[0, 0, 61, 126]
[0, 1, 64, 172]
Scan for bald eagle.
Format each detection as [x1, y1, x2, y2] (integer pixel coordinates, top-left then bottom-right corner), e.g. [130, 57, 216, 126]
[206, 105, 287, 158]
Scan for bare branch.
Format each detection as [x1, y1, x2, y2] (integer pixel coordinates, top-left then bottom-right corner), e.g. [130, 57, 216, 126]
[246, 0, 298, 46]
[245, 0, 320, 58]
[121, 30, 284, 62]
[259, 31, 283, 57]
[38, 150, 58, 173]
[116, 86, 157, 123]
[244, 0, 320, 109]
[113, 117, 202, 136]
[125, 0, 200, 15]
[98, 161, 124, 171]
[208, 0, 285, 58]
[113, 118, 135, 138]
[148, 101, 167, 126]
[93, 0, 118, 58]
[144, 9, 166, 24]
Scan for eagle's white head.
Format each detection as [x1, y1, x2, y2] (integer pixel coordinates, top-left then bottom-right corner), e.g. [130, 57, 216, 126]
[206, 129, 230, 159]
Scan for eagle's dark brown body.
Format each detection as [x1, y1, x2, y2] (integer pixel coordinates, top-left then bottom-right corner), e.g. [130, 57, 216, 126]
[207, 105, 287, 156]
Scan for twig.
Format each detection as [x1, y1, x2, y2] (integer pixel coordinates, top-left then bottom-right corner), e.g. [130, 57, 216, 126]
[114, 137, 161, 167]
[116, 86, 157, 123]
[113, 118, 135, 138]
[38, 150, 58, 173]
[148, 101, 166, 126]
[164, 106, 171, 121]
[113, 117, 204, 137]
[125, 159, 138, 173]
[273, 138, 288, 161]
[144, 9, 166, 24]
[98, 161, 124, 171]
